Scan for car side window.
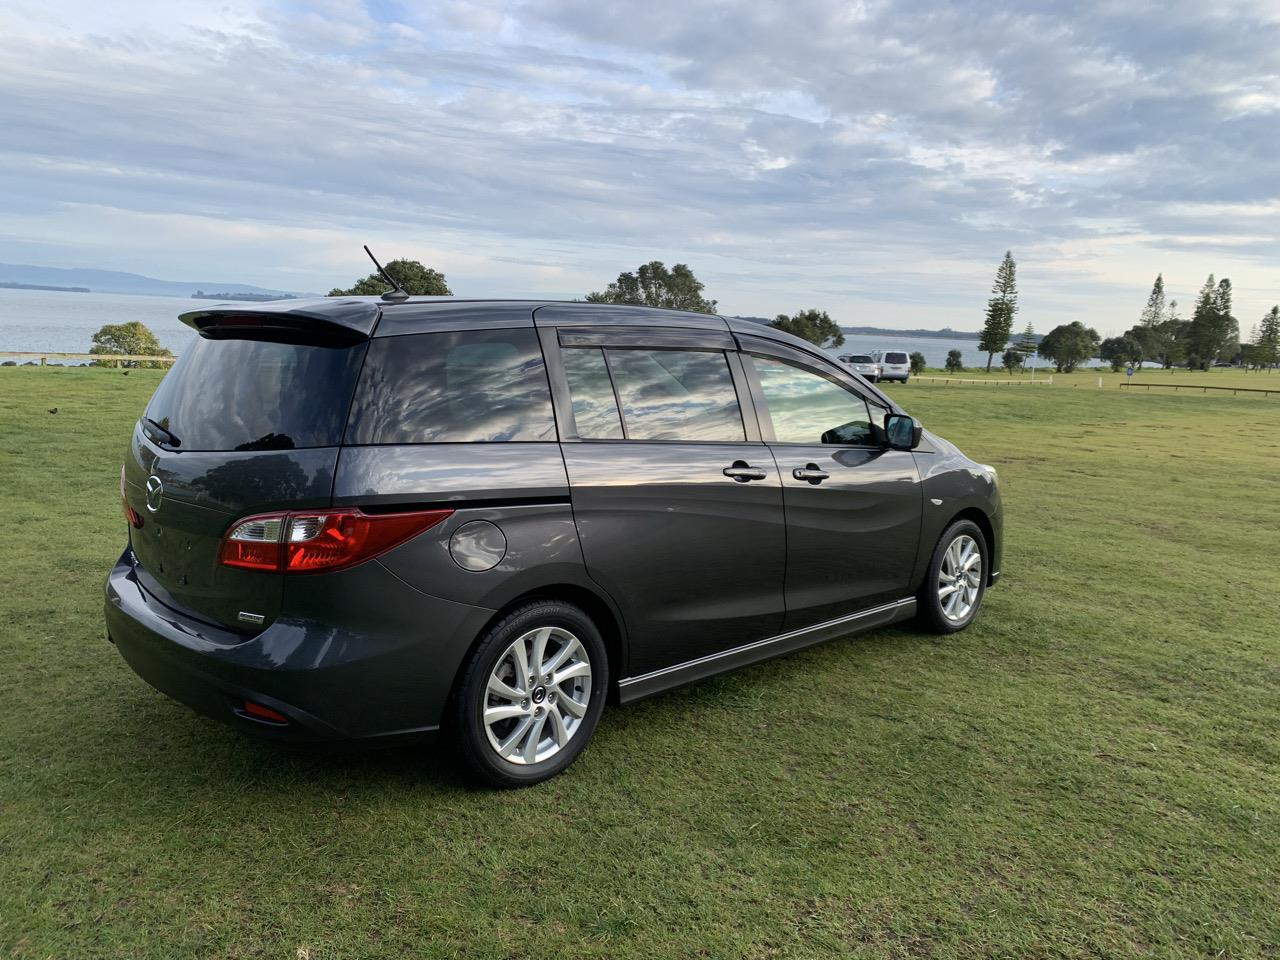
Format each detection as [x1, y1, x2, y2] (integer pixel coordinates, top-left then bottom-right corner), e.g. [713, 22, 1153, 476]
[346, 329, 556, 444]
[749, 355, 875, 445]
[600, 348, 745, 442]
[561, 347, 624, 439]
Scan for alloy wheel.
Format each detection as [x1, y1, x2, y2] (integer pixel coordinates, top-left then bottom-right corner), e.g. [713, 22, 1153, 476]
[938, 534, 982, 622]
[482, 625, 592, 765]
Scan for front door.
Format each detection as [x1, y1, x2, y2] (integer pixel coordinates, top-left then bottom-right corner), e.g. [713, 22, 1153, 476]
[548, 329, 787, 676]
[739, 339, 923, 631]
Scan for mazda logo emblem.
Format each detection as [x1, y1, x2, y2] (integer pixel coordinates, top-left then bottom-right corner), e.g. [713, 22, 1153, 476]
[145, 475, 164, 512]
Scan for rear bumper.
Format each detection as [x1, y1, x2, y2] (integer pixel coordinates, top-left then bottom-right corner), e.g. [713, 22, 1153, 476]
[104, 548, 494, 742]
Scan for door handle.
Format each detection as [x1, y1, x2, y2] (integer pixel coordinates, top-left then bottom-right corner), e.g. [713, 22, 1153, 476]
[792, 463, 830, 484]
[723, 460, 769, 482]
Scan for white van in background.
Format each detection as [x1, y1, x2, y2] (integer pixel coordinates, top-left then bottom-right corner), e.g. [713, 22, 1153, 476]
[874, 350, 911, 383]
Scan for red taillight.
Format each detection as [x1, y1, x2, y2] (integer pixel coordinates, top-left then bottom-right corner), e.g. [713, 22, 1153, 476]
[121, 465, 144, 529]
[219, 508, 452, 574]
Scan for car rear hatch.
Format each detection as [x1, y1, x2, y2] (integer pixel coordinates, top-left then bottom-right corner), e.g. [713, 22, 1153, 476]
[122, 302, 376, 632]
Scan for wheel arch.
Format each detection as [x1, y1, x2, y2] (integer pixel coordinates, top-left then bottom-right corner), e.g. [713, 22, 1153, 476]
[452, 583, 628, 707]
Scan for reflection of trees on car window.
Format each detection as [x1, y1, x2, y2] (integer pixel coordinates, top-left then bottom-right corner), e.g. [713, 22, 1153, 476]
[606, 349, 744, 442]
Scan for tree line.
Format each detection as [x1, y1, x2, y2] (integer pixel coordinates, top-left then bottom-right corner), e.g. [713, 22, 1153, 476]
[91, 255, 1279, 376]
[975, 254, 1280, 374]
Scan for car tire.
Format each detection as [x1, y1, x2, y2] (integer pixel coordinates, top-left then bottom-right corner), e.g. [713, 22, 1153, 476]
[917, 519, 988, 634]
[453, 600, 608, 788]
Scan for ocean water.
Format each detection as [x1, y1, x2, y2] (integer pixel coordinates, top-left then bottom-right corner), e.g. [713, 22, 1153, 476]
[0, 288, 198, 355]
[0, 287, 1057, 369]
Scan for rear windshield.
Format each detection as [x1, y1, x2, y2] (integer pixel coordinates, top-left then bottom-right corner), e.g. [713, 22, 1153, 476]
[848, 355, 873, 363]
[145, 336, 367, 451]
[345, 329, 556, 444]
[883, 352, 908, 364]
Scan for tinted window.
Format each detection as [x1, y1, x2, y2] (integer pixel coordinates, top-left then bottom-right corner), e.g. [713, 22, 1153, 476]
[750, 355, 874, 445]
[562, 347, 624, 439]
[849, 355, 873, 363]
[346, 329, 555, 444]
[145, 336, 366, 451]
[884, 352, 908, 364]
[607, 349, 744, 442]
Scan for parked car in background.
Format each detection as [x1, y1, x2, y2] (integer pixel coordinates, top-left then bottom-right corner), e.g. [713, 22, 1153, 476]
[875, 350, 911, 382]
[837, 353, 881, 381]
[106, 297, 1002, 787]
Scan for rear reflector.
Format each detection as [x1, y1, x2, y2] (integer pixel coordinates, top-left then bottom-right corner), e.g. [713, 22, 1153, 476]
[242, 700, 288, 724]
[120, 465, 144, 529]
[219, 508, 453, 574]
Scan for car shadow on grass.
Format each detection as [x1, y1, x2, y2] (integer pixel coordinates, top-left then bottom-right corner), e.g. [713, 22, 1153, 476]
[84, 621, 944, 800]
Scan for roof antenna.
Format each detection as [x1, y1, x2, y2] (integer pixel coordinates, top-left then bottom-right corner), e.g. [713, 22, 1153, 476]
[363, 245, 410, 302]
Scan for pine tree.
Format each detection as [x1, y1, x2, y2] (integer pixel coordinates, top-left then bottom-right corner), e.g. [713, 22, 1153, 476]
[1211, 278, 1240, 363]
[1257, 305, 1280, 372]
[1133, 273, 1166, 363]
[1187, 275, 1218, 369]
[979, 251, 1018, 372]
[1013, 322, 1037, 362]
[1139, 274, 1167, 328]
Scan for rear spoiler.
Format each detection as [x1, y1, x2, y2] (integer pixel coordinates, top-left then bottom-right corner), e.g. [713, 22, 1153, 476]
[178, 298, 381, 344]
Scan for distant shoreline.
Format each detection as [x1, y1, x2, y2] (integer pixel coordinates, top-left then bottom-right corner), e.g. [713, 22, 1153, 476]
[838, 326, 983, 341]
[0, 281, 90, 293]
[734, 316, 985, 341]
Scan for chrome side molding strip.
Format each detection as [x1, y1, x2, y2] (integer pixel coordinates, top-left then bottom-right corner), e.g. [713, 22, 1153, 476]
[617, 597, 917, 704]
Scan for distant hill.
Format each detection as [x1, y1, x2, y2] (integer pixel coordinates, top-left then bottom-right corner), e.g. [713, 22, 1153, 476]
[0, 281, 90, 293]
[733, 316, 991, 340]
[192, 291, 298, 302]
[0, 263, 310, 299]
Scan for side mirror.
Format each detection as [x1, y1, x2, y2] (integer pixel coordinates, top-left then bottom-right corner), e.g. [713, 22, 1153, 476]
[884, 413, 922, 450]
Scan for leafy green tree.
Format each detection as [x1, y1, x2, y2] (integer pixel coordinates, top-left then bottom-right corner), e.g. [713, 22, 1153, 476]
[585, 261, 717, 314]
[89, 321, 173, 368]
[1150, 300, 1187, 369]
[1186, 275, 1238, 368]
[329, 259, 451, 297]
[769, 309, 844, 348]
[1100, 335, 1143, 373]
[978, 251, 1018, 372]
[1099, 337, 1127, 373]
[944, 349, 964, 373]
[909, 351, 927, 375]
[1001, 348, 1022, 374]
[1255, 306, 1280, 371]
[1038, 321, 1101, 373]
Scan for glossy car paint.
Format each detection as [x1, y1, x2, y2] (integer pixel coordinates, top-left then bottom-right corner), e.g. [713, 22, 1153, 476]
[106, 297, 1001, 745]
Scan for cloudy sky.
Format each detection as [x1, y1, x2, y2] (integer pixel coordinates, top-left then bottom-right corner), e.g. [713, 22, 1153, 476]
[2, 0, 1278, 335]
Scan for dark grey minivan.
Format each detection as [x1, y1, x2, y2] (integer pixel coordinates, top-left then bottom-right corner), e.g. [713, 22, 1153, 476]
[106, 298, 1001, 786]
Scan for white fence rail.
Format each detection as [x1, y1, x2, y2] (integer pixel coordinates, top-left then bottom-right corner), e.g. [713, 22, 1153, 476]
[910, 375, 1052, 386]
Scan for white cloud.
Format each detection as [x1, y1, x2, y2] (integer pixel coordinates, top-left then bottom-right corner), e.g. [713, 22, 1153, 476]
[0, 0, 1277, 333]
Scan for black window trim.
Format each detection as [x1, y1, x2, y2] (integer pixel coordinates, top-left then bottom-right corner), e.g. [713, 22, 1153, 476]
[556, 325, 735, 351]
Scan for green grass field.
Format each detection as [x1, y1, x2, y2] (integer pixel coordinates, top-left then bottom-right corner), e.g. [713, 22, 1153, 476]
[2, 366, 1278, 959]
